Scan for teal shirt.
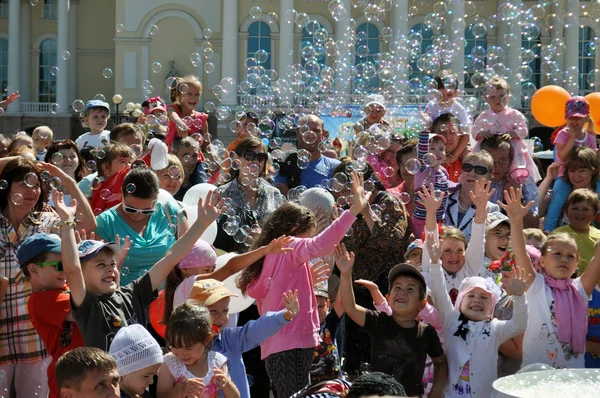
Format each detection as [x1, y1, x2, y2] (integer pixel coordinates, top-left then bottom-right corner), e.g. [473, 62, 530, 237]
[95, 202, 181, 285]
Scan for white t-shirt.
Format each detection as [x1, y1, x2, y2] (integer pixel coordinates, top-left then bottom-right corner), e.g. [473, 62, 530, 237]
[452, 360, 472, 397]
[522, 273, 589, 368]
[75, 130, 110, 149]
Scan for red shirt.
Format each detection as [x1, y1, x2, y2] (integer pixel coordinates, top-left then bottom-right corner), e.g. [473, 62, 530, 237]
[90, 166, 130, 214]
[28, 287, 84, 398]
[443, 158, 463, 183]
[166, 104, 208, 150]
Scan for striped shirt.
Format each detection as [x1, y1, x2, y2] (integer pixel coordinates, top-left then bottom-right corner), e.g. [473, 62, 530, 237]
[413, 130, 449, 221]
[0, 211, 61, 364]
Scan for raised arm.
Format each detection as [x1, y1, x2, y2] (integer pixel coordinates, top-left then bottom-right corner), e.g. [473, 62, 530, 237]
[556, 129, 576, 162]
[53, 190, 87, 308]
[499, 188, 536, 291]
[581, 242, 600, 296]
[148, 191, 226, 291]
[417, 183, 446, 235]
[494, 265, 529, 343]
[336, 243, 367, 327]
[425, 233, 455, 326]
[537, 163, 559, 218]
[463, 180, 493, 276]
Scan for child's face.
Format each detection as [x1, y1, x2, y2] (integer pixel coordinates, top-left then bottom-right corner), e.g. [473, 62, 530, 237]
[120, 364, 161, 396]
[316, 296, 330, 324]
[31, 252, 66, 290]
[435, 121, 460, 153]
[485, 88, 508, 113]
[180, 85, 200, 112]
[566, 116, 587, 131]
[438, 88, 456, 103]
[386, 275, 425, 317]
[82, 251, 119, 295]
[58, 148, 80, 177]
[61, 368, 121, 398]
[180, 266, 216, 278]
[406, 248, 423, 268]
[459, 287, 493, 321]
[441, 238, 466, 274]
[485, 224, 510, 261]
[170, 342, 207, 366]
[566, 200, 596, 232]
[207, 297, 230, 334]
[158, 169, 183, 196]
[540, 239, 579, 279]
[87, 109, 109, 133]
[117, 133, 144, 158]
[13, 136, 34, 151]
[32, 132, 51, 152]
[176, 146, 199, 175]
[105, 155, 130, 177]
[429, 139, 446, 166]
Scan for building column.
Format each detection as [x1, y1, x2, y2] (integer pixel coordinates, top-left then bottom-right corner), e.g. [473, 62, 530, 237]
[334, 0, 351, 95]
[7, 0, 21, 112]
[449, 0, 465, 88]
[279, 0, 294, 78]
[221, 0, 238, 106]
[19, 0, 30, 103]
[495, 16, 508, 67]
[564, 0, 579, 95]
[507, 0, 522, 105]
[68, 0, 79, 104]
[56, 0, 69, 113]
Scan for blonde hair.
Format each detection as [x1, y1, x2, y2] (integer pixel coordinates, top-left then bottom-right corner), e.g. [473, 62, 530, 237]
[156, 154, 184, 183]
[523, 228, 547, 246]
[485, 76, 510, 95]
[440, 226, 468, 249]
[463, 151, 493, 176]
[565, 188, 600, 213]
[32, 126, 54, 142]
[170, 75, 203, 104]
[96, 143, 133, 178]
[540, 233, 577, 257]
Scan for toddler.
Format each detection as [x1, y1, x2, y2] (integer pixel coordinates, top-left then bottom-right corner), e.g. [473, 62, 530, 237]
[424, 69, 473, 133]
[75, 100, 111, 149]
[32, 126, 53, 161]
[167, 75, 209, 150]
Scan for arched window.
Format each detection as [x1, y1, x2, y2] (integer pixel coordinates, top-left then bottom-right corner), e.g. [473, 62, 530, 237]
[0, 38, 7, 100]
[579, 26, 596, 95]
[247, 21, 271, 71]
[409, 23, 434, 85]
[464, 24, 487, 92]
[355, 23, 380, 91]
[39, 38, 57, 103]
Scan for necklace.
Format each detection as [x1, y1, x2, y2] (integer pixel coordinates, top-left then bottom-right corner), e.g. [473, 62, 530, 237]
[458, 201, 471, 212]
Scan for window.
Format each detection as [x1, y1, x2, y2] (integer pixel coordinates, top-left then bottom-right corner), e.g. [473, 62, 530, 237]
[464, 24, 487, 91]
[521, 35, 541, 108]
[247, 21, 271, 71]
[579, 26, 596, 95]
[39, 38, 57, 103]
[0, 0, 7, 19]
[43, 0, 57, 19]
[0, 38, 7, 100]
[409, 23, 434, 88]
[355, 23, 380, 92]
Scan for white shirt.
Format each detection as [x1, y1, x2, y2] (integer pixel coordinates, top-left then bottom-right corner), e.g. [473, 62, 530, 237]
[424, 99, 473, 133]
[75, 130, 110, 149]
[522, 273, 589, 369]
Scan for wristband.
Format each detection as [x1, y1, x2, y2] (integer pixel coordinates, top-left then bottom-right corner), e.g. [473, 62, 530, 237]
[59, 219, 76, 228]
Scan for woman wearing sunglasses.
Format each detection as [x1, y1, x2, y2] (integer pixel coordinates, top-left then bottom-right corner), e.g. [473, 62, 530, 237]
[94, 166, 189, 285]
[213, 137, 286, 254]
[444, 151, 500, 240]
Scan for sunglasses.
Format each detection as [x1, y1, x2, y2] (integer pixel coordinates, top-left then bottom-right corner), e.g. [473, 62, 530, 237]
[242, 151, 268, 162]
[462, 163, 489, 175]
[123, 204, 155, 215]
[34, 261, 63, 272]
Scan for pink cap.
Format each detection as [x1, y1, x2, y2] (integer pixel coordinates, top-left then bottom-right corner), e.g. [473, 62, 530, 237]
[144, 96, 167, 116]
[454, 276, 502, 318]
[565, 96, 590, 119]
[178, 238, 218, 269]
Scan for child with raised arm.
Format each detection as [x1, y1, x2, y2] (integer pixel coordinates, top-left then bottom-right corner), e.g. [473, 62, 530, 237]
[426, 231, 528, 397]
[56, 189, 226, 351]
[502, 187, 600, 368]
[338, 243, 447, 398]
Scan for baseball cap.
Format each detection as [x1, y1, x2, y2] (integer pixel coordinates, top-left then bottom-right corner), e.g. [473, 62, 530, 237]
[77, 240, 122, 262]
[17, 233, 62, 266]
[388, 263, 427, 292]
[486, 212, 510, 232]
[364, 94, 386, 110]
[314, 281, 329, 299]
[565, 96, 590, 119]
[188, 279, 238, 306]
[405, 239, 424, 259]
[143, 96, 166, 115]
[83, 99, 111, 115]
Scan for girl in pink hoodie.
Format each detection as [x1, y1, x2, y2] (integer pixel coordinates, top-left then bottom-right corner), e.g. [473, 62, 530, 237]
[237, 171, 370, 398]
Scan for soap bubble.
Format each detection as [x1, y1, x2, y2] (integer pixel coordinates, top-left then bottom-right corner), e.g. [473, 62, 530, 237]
[24, 172, 39, 187]
[72, 99, 85, 112]
[399, 192, 410, 205]
[121, 267, 130, 276]
[30, 0, 38, 6]
[190, 53, 202, 67]
[50, 66, 59, 76]
[404, 158, 421, 175]
[11, 193, 23, 206]
[96, 149, 106, 159]
[50, 177, 62, 190]
[91, 177, 102, 191]
[100, 189, 111, 200]
[116, 23, 125, 33]
[86, 160, 97, 172]
[0, 180, 7, 190]
[51, 152, 64, 165]
[204, 62, 215, 73]
[203, 28, 212, 39]
[94, 93, 106, 101]
[250, 6, 262, 18]
[103, 68, 113, 79]
[40, 170, 52, 182]
[359, 363, 372, 374]
[149, 25, 159, 36]
[179, 83, 189, 94]
[151, 62, 162, 73]
[126, 183, 136, 194]
[49, 103, 60, 114]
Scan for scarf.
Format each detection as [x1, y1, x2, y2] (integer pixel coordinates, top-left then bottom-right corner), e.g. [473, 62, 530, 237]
[543, 274, 588, 354]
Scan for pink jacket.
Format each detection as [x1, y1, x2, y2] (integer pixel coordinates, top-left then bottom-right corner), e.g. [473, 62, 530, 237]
[247, 210, 356, 359]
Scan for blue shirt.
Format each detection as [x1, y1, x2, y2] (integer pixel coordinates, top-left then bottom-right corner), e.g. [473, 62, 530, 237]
[586, 286, 600, 368]
[275, 155, 341, 188]
[213, 311, 288, 398]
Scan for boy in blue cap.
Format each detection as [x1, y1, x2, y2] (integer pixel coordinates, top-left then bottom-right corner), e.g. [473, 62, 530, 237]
[75, 99, 111, 149]
[17, 233, 84, 398]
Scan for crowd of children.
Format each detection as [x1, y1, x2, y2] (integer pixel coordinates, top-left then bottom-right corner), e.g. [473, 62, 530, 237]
[1, 66, 600, 398]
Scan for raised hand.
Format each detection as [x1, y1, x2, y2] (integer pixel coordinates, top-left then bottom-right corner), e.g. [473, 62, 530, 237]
[349, 170, 372, 216]
[469, 180, 496, 209]
[0, 91, 19, 109]
[354, 279, 379, 292]
[313, 207, 330, 234]
[334, 243, 355, 275]
[266, 235, 294, 254]
[545, 162, 559, 181]
[74, 229, 98, 243]
[282, 289, 300, 320]
[211, 367, 233, 390]
[425, 232, 442, 264]
[416, 183, 446, 213]
[498, 187, 534, 220]
[39, 161, 69, 181]
[502, 265, 531, 296]
[52, 189, 77, 221]
[115, 234, 132, 268]
[310, 260, 330, 284]
[196, 190, 226, 225]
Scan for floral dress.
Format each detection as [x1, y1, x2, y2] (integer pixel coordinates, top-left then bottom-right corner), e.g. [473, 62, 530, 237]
[163, 351, 228, 398]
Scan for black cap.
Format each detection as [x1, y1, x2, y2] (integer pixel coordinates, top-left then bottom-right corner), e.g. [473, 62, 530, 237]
[388, 263, 427, 292]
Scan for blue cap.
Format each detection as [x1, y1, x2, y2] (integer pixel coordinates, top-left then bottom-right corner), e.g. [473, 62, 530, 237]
[77, 240, 121, 262]
[16, 233, 62, 266]
[83, 100, 110, 115]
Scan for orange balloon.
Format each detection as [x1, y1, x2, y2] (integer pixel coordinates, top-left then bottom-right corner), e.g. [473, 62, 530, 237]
[531, 85, 570, 127]
[585, 92, 600, 127]
[149, 290, 166, 339]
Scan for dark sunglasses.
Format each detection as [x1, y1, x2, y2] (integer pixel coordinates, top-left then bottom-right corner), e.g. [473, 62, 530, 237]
[123, 204, 155, 215]
[462, 163, 489, 175]
[35, 261, 63, 272]
[242, 151, 268, 162]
